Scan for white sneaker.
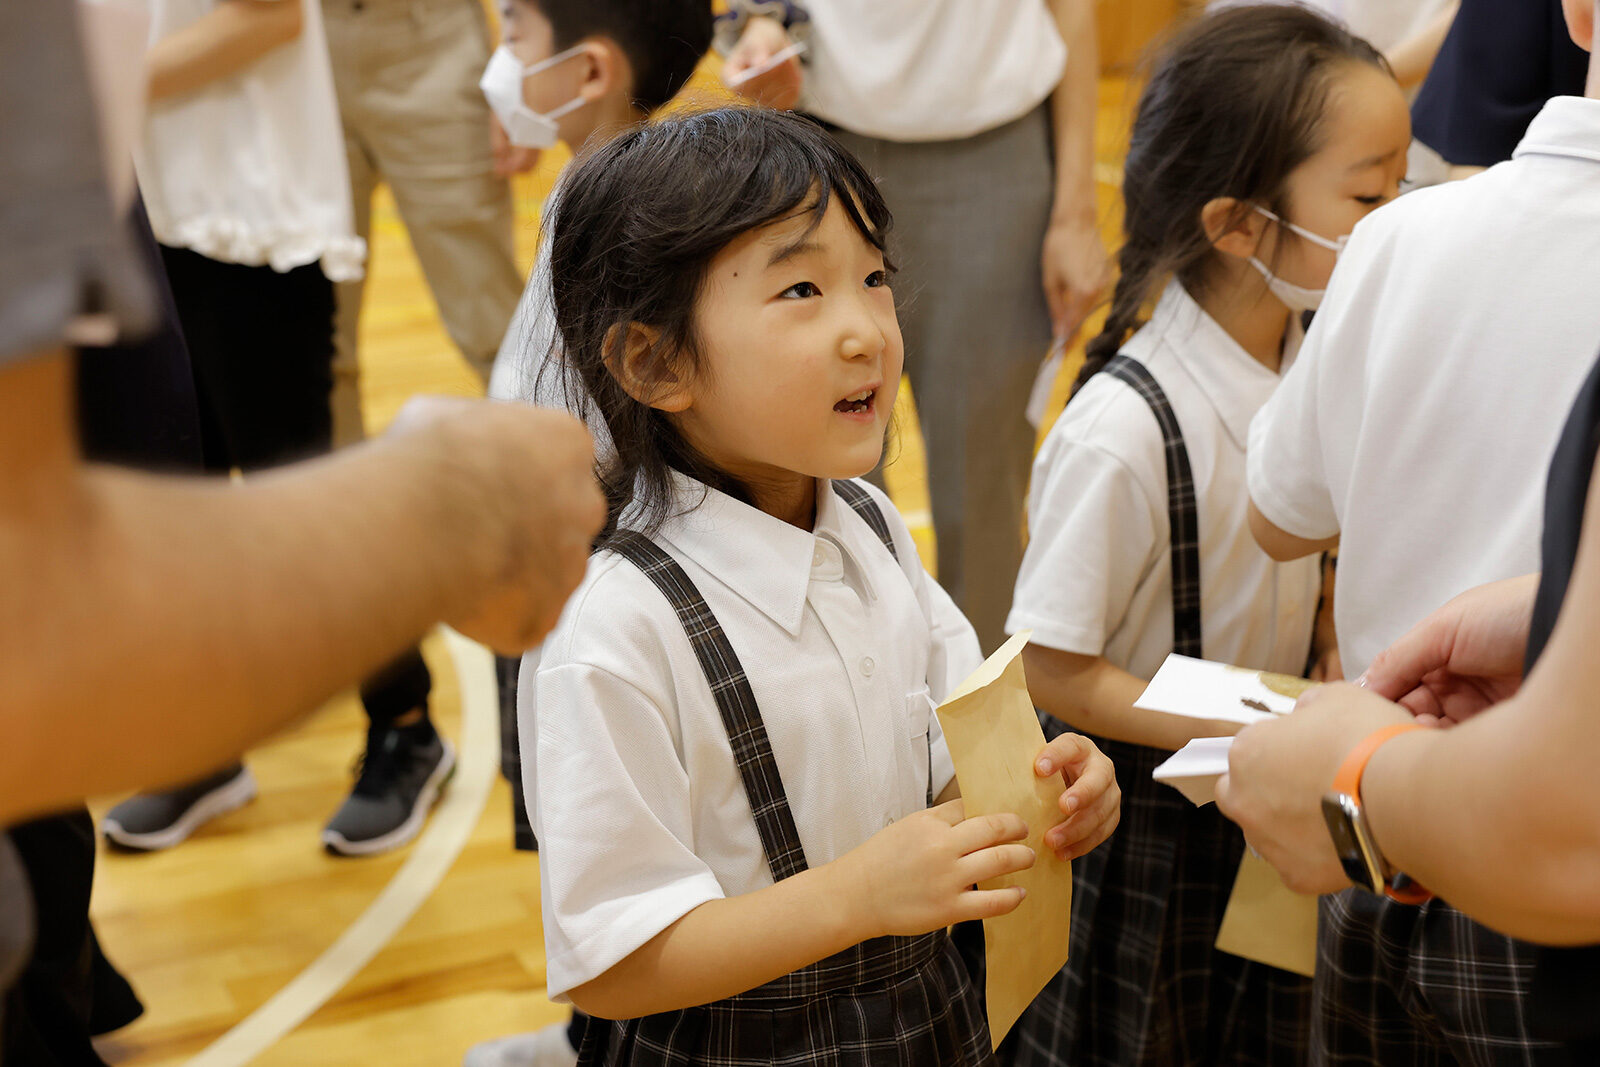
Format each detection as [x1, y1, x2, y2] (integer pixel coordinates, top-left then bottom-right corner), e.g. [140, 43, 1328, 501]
[463, 1021, 578, 1067]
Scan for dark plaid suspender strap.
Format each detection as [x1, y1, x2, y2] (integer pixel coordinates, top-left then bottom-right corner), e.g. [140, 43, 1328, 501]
[831, 479, 898, 561]
[1103, 355, 1202, 657]
[608, 532, 810, 883]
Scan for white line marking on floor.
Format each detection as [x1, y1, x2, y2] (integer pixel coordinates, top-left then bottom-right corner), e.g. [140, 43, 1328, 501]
[187, 629, 498, 1067]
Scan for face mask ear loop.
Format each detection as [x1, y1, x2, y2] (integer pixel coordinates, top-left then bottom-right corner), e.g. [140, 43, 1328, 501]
[1254, 205, 1346, 255]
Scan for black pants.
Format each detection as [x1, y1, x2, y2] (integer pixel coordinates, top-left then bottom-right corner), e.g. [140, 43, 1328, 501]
[158, 246, 428, 723]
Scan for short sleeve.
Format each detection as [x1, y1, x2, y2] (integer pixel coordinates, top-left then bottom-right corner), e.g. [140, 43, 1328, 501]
[533, 660, 725, 1002]
[0, 2, 153, 363]
[1246, 300, 1354, 543]
[1006, 414, 1164, 654]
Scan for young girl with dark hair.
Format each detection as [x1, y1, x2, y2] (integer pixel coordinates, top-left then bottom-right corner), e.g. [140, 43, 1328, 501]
[1002, 6, 1411, 1066]
[526, 105, 1120, 1066]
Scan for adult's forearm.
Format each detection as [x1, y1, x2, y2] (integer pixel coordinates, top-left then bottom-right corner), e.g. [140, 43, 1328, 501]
[1385, 1, 1459, 90]
[570, 862, 864, 1019]
[1023, 645, 1229, 751]
[146, 0, 303, 102]
[0, 437, 503, 823]
[1048, 0, 1099, 222]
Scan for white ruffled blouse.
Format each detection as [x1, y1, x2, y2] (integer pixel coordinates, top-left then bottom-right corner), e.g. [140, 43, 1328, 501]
[134, 0, 364, 282]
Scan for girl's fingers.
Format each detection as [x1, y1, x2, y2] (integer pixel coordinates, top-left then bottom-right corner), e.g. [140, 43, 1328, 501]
[1057, 755, 1116, 816]
[926, 798, 967, 826]
[951, 810, 1029, 852]
[1045, 787, 1120, 853]
[1035, 732, 1095, 777]
[1056, 805, 1121, 861]
[957, 842, 1037, 886]
[956, 885, 1028, 923]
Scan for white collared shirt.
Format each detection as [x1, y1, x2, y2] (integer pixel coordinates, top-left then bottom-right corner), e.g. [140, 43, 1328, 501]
[1249, 97, 1600, 678]
[799, 1, 1066, 143]
[531, 476, 981, 1001]
[1008, 281, 1320, 683]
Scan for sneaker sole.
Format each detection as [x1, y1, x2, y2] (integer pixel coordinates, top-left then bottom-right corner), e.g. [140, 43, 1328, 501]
[102, 767, 259, 852]
[320, 740, 457, 857]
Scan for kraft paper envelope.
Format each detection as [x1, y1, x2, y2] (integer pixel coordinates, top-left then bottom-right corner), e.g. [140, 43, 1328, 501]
[1214, 852, 1319, 978]
[935, 630, 1072, 1048]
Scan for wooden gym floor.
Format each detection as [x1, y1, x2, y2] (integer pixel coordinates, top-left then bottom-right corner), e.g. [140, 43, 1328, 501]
[86, 70, 1134, 1067]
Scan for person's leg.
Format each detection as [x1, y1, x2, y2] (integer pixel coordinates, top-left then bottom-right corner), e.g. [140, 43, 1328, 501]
[342, 0, 521, 385]
[829, 109, 1054, 651]
[3, 811, 143, 1064]
[324, 648, 455, 856]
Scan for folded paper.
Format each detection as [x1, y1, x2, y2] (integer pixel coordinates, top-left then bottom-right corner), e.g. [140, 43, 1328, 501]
[1136, 654, 1306, 725]
[1152, 736, 1233, 806]
[935, 630, 1072, 1047]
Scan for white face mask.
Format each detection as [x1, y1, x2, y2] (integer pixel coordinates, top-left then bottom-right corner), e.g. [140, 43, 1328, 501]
[479, 44, 588, 149]
[1246, 206, 1349, 313]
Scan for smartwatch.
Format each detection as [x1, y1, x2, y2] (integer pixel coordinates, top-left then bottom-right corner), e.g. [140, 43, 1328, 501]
[1320, 722, 1434, 904]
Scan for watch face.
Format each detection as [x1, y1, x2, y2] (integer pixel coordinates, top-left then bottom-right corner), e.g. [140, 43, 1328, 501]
[1321, 792, 1383, 893]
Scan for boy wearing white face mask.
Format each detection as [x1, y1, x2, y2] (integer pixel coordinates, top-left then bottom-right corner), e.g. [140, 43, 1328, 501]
[466, 5, 712, 1066]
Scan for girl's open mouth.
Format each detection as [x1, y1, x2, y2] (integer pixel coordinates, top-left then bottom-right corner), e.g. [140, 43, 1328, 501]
[834, 389, 876, 415]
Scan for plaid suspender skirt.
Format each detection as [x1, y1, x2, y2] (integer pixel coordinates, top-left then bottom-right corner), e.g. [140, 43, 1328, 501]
[1002, 357, 1311, 1067]
[580, 483, 994, 1067]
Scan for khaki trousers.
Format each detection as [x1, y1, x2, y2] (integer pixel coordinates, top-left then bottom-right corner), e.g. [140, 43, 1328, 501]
[322, 0, 522, 443]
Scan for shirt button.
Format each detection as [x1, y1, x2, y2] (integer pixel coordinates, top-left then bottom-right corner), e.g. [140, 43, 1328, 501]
[883, 814, 894, 828]
[860, 657, 875, 677]
[813, 545, 827, 567]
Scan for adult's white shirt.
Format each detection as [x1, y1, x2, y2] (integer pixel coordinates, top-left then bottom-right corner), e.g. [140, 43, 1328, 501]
[799, 0, 1066, 143]
[134, 0, 364, 281]
[1248, 97, 1600, 678]
[1008, 281, 1320, 684]
[1209, 0, 1454, 54]
[530, 475, 982, 1001]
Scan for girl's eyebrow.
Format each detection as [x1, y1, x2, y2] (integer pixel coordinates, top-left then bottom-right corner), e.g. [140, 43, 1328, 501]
[767, 239, 825, 268]
[1347, 148, 1402, 172]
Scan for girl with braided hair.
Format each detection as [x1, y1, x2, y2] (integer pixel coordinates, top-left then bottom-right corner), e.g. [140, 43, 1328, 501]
[1001, 6, 1411, 1065]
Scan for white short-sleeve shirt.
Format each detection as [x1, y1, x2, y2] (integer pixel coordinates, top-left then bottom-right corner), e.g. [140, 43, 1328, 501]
[799, 0, 1066, 143]
[531, 475, 981, 1001]
[1008, 281, 1321, 683]
[1248, 97, 1600, 677]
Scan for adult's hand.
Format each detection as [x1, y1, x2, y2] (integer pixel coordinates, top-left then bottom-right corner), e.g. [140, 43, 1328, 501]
[1041, 213, 1109, 342]
[1361, 573, 1539, 726]
[723, 16, 803, 111]
[490, 114, 541, 177]
[386, 397, 604, 653]
[1215, 682, 1414, 895]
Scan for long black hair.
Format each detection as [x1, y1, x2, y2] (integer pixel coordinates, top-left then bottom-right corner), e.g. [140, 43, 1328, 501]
[1075, 4, 1387, 394]
[544, 105, 893, 539]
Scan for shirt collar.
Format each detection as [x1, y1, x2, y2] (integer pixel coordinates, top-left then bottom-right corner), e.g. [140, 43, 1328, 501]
[1135, 280, 1293, 450]
[1513, 97, 1600, 166]
[650, 472, 881, 637]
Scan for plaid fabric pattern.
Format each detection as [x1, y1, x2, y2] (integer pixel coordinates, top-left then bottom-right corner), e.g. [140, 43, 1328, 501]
[592, 492, 990, 1065]
[1003, 356, 1310, 1066]
[832, 479, 899, 562]
[1312, 891, 1572, 1066]
[578, 933, 993, 1066]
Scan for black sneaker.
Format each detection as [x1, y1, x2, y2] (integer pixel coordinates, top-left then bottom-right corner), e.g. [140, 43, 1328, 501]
[101, 763, 258, 851]
[321, 722, 455, 857]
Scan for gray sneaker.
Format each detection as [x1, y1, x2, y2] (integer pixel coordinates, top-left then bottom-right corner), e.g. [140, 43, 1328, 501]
[102, 763, 258, 851]
[321, 724, 455, 857]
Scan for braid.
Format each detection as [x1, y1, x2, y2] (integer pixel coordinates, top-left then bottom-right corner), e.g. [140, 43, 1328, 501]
[1073, 238, 1158, 397]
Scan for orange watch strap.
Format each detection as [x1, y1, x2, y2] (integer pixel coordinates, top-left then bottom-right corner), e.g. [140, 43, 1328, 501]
[1333, 721, 1432, 904]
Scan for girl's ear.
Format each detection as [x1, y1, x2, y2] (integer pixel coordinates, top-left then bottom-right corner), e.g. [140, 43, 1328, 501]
[604, 323, 693, 413]
[1202, 197, 1269, 261]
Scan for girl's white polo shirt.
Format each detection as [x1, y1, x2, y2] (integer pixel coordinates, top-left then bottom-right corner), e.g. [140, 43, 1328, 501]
[1007, 281, 1321, 683]
[531, 475, 981, 1002]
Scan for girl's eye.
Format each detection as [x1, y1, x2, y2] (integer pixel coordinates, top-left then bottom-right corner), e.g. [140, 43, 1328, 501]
[864, 270, 890, 289]
[1353, 195, 1385, 206]
[780, 281, 821, 299]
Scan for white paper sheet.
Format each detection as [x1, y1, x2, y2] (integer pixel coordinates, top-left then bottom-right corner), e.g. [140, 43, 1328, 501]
[1135, 654, 1306, 725]
[1152, 736, 1232, 805]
